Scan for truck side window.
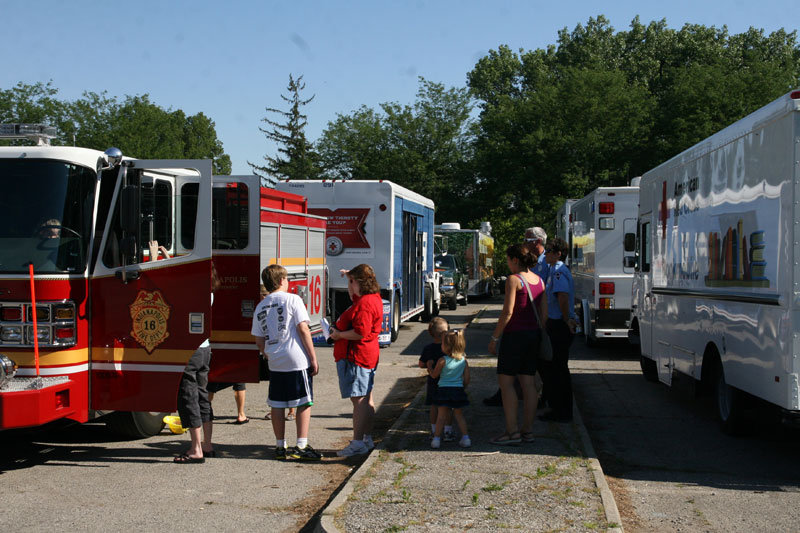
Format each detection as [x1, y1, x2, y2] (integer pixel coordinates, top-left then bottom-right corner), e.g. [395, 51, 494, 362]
[140, 180, 173, 250]
[180, 183, 199, 251]
[102, 174, 177, 267]
[212, 182, 249, 250]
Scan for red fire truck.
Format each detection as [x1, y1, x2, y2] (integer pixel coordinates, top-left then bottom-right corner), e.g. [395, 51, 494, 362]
[0, 125, 325, 437]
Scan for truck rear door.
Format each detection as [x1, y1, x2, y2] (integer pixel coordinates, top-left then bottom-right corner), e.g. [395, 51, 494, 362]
[90, 160, 212, 412]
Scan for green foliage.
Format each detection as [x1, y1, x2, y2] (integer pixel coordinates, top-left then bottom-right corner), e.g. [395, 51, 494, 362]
[468, 16, 800, 241]
[0, 81, 232, 174]
[317, 77, 475, 223]
[250, 74, 321, 186]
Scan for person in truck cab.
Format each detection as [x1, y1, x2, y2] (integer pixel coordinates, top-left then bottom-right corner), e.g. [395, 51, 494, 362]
[36, 218, 61, 239]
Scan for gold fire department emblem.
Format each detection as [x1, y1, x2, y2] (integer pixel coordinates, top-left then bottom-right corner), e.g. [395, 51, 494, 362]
[129, 290, 171, 354]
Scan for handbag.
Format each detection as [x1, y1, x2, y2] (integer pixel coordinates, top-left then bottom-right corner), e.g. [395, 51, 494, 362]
[517, 274, 554, 362]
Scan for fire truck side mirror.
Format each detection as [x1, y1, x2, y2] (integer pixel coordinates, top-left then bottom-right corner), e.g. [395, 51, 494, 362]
[120, 236, 137, 258]
[120, 185, 140, 234]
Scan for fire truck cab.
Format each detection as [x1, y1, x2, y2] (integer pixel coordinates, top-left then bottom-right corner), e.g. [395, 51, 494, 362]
[0, 125, 324, 437]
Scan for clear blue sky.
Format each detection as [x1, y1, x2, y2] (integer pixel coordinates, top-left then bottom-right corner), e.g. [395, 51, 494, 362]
[2, 0, 796, 174]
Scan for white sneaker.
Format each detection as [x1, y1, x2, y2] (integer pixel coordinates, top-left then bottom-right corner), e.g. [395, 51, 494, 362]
[459, 436, 472, 448]
[336, 440, 369, 457]
[363, 435, 375, 450]
[430, 437, 441, 449]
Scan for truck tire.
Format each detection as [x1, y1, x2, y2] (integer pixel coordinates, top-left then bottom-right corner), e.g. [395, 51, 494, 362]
[105, 411, 167, 439]
[712, 358, 749, 436]
[390, 296, 401, 342]
[421, 287, 433, 322]
[447, 296, 457, 311]
[580, 303, 596, 347]
[640, 355, 658, 382]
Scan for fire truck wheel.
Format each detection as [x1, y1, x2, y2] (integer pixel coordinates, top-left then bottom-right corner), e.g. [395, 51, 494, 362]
[105, 411, 168, 439]
[390, 297, 400, 342]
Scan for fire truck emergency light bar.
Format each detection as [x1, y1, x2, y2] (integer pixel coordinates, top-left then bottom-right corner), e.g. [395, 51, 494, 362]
[0, 123, 56, 145]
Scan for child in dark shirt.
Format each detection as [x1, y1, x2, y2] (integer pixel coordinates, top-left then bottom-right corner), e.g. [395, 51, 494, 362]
[418, 317, 454, 440]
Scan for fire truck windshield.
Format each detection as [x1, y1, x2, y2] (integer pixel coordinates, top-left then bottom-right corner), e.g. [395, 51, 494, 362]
[0, 159, 95, 274]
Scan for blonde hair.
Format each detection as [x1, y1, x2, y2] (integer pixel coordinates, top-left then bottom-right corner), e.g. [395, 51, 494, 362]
[427, 316, 449, 340]
[442, 329, 466, 360]
[262, 264, 287, 292]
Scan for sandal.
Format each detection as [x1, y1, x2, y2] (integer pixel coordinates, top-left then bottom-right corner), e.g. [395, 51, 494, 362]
[286, 413, 296, 421]
[173, 453, 205, 464]
[203, 449, 216, 458]
[489, 432, 521, 445]
[264, 412, 271, 420]
[521, 432, 535, 443]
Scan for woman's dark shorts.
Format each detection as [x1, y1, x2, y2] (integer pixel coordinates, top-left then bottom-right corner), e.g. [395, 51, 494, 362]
[497, 329, 541, 376]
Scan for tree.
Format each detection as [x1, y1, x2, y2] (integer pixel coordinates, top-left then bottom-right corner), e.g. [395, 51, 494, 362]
[0, 82, 232, 174]
[0, 81, 68, 144]
[317, 77, 475, 223]
[467, 16, 800, 247]
[249, 74, 320, 186]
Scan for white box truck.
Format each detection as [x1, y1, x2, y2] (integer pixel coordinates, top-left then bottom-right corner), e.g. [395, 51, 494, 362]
[629, 88, 800, 433]
[570, 182, 639, 344]
[434, 222, 496, 299]
[275, 180, 439, 343]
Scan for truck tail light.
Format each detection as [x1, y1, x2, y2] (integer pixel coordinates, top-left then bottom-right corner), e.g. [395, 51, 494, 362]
[54, 306, 75, 320]
[28, 306, 50, 321]
[599, 202, 615, 214]
[55, 327, 75, 341]
[599, 217, 615, 230]
[599, 298, 614, 309]
[1, 306, 22, 321]
[599, 282, 615, 294]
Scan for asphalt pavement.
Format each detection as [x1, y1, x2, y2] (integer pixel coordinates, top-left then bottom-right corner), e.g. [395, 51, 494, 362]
[0, 298, 622, 533]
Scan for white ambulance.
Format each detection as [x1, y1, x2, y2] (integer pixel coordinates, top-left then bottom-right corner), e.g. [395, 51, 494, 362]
[629, 89, 800, 433]
[569, 182, 639, 344]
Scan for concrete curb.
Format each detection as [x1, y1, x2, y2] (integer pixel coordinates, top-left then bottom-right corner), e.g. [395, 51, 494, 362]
[574, 406, 624, 532]
[318, 386, 427, 533]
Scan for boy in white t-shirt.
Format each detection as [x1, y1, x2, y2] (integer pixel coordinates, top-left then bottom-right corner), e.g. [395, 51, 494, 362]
[251, 265, 320, 460]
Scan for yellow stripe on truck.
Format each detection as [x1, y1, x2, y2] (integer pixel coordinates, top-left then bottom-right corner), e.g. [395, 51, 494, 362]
[211, 330, 255, 343]
[279, 257, 325, 266]
[4, 348, 89, 367]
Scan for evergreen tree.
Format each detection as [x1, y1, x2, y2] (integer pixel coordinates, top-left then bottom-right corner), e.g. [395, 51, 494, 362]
[249, 74, 320, 186]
